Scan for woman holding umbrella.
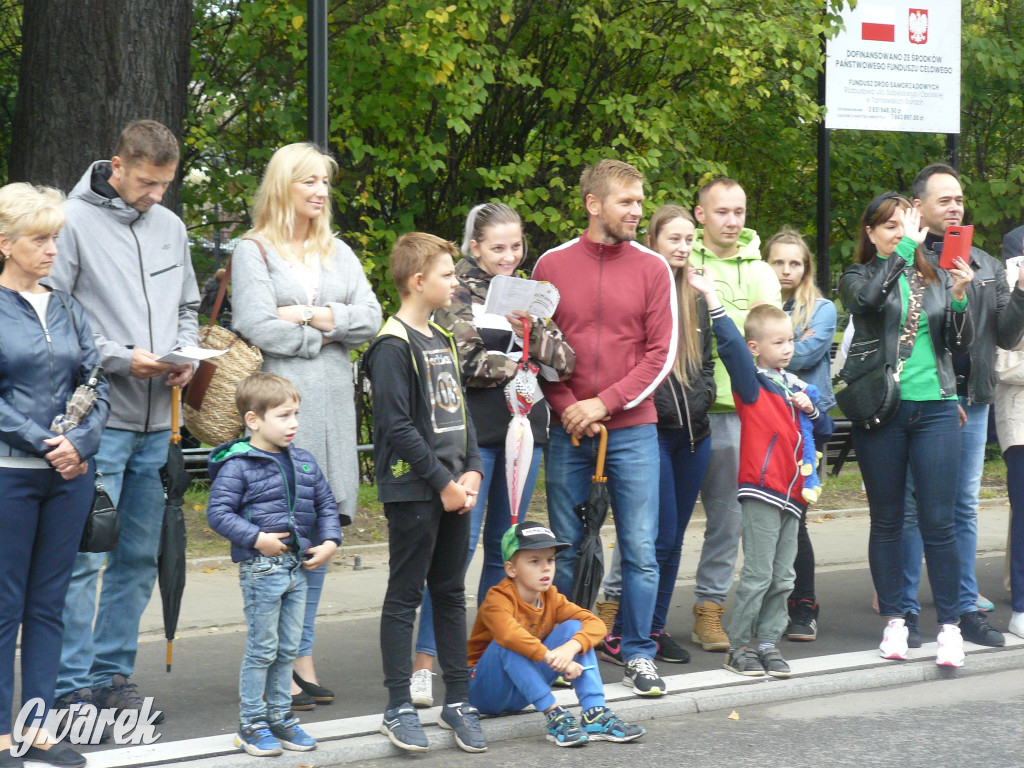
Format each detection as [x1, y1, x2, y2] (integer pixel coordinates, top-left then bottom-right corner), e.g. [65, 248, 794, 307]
[231, 144, 382, 709]
[0, 183, 109, 767]
[409, 203, 575, 707]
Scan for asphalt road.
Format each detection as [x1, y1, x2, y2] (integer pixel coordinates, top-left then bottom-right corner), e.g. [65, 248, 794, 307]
[354, 667, 1024, 768]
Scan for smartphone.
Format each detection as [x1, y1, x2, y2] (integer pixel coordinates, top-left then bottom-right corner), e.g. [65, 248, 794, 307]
[940, 224, 973, 270]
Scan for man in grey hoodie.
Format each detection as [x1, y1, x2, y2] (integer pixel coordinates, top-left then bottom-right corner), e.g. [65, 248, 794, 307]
[46, 120, 200, 724]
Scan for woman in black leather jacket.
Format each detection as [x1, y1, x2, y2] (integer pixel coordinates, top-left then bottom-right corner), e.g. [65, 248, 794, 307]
[838, 193, 973, 667]
[0, 183, 108, 766]
[599, 204, 714, 666]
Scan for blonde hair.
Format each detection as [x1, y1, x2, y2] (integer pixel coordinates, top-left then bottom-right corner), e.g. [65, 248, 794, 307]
[647, 204, 701, 387]
[744, 303, 790, 343]
[461, 202, 522, 258]
[390, 232, 459, 296]
[763, 228, 822, 333]
[235, 371, 301, 419]
[246, 143, 339, 266]
[579, 159, 644, 206]
[0, 183, 65, 258]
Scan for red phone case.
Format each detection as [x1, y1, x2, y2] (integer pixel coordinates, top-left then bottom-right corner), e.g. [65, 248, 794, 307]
[940, 225, 973, 270]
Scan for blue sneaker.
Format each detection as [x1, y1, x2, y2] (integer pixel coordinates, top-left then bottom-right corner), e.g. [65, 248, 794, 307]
[581, 707, 645, 743]
[235, 720, 283, 756]
[545, 706, 588, 747]
[381, 704, 429, 752]
[269, 714, 317, 751]
[439, 702, 488, 752]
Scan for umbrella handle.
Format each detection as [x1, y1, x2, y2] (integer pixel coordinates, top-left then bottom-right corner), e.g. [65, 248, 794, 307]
[520, 316, 531, 362]
[171, 386, 182, 445]
[569, 424, 608, 482]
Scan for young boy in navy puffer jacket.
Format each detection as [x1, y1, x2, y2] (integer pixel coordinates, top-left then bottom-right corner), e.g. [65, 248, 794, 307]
[206, 372, 341, 757]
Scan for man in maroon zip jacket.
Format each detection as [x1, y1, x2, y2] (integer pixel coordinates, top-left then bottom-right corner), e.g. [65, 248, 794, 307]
[532, 159, 677, 697]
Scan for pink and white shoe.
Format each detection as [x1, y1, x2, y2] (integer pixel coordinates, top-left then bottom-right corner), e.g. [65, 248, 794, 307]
[935, 624, 965, 667]
[879, 618, 908, 660]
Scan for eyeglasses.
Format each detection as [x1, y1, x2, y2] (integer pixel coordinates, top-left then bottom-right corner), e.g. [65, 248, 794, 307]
[865, 190, 908, 220]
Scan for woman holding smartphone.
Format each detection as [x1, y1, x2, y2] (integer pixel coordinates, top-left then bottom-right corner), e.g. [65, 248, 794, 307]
[838, 192, 973, 666]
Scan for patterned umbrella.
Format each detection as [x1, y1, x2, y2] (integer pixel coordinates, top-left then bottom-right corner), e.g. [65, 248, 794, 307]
[504, 317, 540, 525]
[50, 365, 102, 434]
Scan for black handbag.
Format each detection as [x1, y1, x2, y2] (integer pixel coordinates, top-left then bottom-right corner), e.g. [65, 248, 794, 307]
[835, 363, 901, 430]
[80, 473, 120, 553]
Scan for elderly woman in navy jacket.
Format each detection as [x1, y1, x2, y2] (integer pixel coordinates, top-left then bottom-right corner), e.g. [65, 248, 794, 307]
[0, 183, 108, 766]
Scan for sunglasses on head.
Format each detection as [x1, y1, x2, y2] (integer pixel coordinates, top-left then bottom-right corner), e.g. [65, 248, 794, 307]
[865, 191, 909, 220]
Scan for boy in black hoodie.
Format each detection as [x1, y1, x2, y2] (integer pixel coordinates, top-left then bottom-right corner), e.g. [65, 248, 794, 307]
[362, 233, 486, 754]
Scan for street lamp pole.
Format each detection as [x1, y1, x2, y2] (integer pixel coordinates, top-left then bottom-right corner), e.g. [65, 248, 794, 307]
[308, 0, 328, 149]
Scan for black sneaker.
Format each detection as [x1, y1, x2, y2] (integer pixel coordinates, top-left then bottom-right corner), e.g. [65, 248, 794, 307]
[381, 704, 428, 752]
[786, 599, 819, 641]
[724, 647, 765, 676]
[623, 657, 665, 696]
[757, 645, 791, 678]
[651, 629, 691, 663]
[20, 745, 86, 767]
[904, 612, 923, 649]
[53, 688, 109, 744]
[960, 610, 1005, 647]
[600, 633, 624, 665]
[291, 689, 317, 711]
[94, 674, 164, 724]
[439, 703, 487, 753]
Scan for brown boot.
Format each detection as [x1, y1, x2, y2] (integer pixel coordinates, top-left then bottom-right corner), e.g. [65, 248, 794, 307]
[594, 600, 619, 635]
[691, 600, 729, 651]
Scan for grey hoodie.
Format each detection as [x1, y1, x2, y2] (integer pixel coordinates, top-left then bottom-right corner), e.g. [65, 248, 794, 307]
[44, 161, 200, 432]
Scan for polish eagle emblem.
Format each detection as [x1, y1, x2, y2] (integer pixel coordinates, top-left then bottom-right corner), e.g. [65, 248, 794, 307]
[908, 9, 929, 45]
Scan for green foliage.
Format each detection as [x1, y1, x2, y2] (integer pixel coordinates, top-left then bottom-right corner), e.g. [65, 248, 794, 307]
[185, 0, 845, 314]
[0, 0, 21, 182]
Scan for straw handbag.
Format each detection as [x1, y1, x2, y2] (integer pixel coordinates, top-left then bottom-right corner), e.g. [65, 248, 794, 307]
[183, 241, 266, 445]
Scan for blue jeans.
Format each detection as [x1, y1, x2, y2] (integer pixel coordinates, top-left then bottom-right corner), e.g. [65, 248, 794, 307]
[416, 444, 542, 656]
[546, 423, 659, 661]
[57, 428, 169, 695]
[611, 432, 710, 634]
[1006, 446, 1024, 613]
[469, 620, 604, 715]
[238, 554, 307, 725]
[0, 466, 93, 736]
[901, 402, 988, 616]
[851, 400, 962, 625]
[297, 565, 325, 658]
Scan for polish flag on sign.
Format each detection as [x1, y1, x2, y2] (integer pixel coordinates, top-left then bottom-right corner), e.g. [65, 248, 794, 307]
[861, 5, 896, 42]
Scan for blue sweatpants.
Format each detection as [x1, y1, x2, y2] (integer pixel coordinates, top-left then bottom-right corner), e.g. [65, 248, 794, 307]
[468, 620, 604, 715]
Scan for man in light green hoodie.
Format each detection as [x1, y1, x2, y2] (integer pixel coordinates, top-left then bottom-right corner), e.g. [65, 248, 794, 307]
[688, 178, 781, 652]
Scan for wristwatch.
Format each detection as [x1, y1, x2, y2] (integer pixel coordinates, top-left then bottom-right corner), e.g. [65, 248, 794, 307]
[300, 306, 314, 326]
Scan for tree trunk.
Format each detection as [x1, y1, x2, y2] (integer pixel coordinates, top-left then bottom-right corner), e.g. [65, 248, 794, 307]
[9, 0, 192, 212]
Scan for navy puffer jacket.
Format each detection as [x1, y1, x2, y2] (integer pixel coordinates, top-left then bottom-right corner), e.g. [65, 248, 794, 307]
[206, 438, 342, 562]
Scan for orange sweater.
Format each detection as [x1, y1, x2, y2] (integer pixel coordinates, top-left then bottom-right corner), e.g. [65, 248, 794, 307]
[467, 579, 606, 668]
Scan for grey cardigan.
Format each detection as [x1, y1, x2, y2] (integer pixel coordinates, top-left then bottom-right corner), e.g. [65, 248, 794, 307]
[230, 236, 382, 524]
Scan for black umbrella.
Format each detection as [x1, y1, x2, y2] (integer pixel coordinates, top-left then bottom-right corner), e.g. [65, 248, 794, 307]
[158, 386, 190, 672]
[569, 424, 610, 611]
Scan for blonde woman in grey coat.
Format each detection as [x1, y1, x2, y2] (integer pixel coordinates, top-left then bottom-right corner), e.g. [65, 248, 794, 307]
[232, 143, 382, 709]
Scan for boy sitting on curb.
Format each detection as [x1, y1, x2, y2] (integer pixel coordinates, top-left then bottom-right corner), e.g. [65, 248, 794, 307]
[467, 521, 645, 747]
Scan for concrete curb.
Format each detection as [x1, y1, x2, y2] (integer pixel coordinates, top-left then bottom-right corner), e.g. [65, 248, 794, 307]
[86, 640, 1024, 767]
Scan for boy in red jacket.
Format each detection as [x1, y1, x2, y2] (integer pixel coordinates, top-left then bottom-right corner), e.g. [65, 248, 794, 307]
[467, 522, 645, 747]
[688, 271, 832, 679]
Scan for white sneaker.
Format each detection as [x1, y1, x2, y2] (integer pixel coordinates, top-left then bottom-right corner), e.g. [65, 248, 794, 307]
[879, 618, 909, 660]
[935, 624, 965, 667]
[410, 668, 434, 708]
[1008, 612, 1024, 640]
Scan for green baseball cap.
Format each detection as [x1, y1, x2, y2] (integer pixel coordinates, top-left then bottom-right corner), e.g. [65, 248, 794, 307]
[501, 521, 570, 563]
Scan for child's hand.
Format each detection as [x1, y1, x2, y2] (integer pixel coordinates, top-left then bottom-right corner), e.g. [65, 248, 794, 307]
[544, 639, 583, 673]
[302, 540, 338, 570]
[441, 480, 469, 512]
[790, 391, 815, 414]
[255, 531, 290, 556]
[561, 661, 584, 681]
[686, 268, 722, 310]
[457, 471, 482, 513]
